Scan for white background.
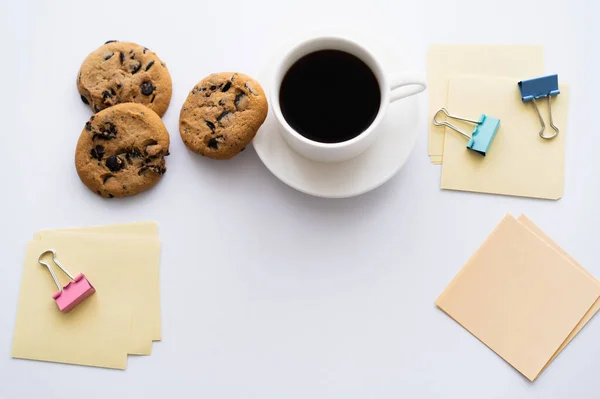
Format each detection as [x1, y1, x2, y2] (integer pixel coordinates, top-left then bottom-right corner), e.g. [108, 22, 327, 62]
[0, 0, 597, 398]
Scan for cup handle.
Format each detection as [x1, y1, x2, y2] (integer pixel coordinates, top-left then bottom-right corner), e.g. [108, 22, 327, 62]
[389, 72, 427, 103]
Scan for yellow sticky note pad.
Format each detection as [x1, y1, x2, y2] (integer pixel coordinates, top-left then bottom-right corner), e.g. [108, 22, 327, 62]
[440, 76, 568, 199]
[13, 233, 161, 368]
[427, 45, 544, 162]
[436, 215, 600, 381]
[34, 222, 162, 342]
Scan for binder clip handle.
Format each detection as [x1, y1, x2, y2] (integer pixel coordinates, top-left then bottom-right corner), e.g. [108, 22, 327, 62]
[39, 249, 76, 293]
[433, 108, 480, 139]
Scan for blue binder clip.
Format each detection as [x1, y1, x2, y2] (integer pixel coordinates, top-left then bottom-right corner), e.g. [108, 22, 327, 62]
[518, 74, 560, 140]
[433, 108, 500, 156]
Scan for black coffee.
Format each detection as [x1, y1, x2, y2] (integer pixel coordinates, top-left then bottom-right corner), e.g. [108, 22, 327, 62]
[279, 50, 381, 143]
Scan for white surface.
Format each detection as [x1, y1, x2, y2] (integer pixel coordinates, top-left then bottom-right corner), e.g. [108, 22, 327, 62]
[255, 31, 421, 197]
[0, 0, 598, 398]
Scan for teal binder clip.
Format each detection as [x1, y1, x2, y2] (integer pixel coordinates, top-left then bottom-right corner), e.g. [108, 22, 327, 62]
[518, 74, 560, 140]
[433, 108, 500, 156]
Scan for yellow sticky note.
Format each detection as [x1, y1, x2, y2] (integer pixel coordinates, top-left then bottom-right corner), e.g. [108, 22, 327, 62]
[427, 45, 544, 161]
[12, 240, 131, 369]
[436, 214, 600, 381]
[517, 214, 600, 372]
[30, 232, 160, 355]
[440, 76, 568, 199]
[34, 222, 162, 342]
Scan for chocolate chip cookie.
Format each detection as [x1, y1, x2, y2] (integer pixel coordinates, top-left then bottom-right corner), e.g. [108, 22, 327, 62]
[179, 72, 268, 159]
[75, 103, 170, 198]
[77, 40, 172, 117]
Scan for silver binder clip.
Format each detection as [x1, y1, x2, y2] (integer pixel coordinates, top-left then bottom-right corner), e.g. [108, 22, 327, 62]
[433, 108, 500, 156]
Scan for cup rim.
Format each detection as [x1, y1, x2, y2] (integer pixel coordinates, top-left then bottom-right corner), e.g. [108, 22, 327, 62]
[271, 35, 389, 150]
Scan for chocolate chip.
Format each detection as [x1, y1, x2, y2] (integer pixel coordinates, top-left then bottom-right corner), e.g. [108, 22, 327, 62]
[144, 158, 151, 164]
[116, 83, 122, 89]
[96, 145, 105, 160]
[138, 165, 165, 175]
[143, 47, 149, 54]
[207, 138, 219, 149]
[201, 87, 206, 91]
[90, 148, 98, 159]
[80, 95, 89, 105]
[145, 60, 155, 71]
[217, 111, 231, 124]
[150, 94, 156, 103]
[102, 90, 113, 101]
[234, 93, 246, 110]
[97, 190, 102, 195]
[104, 52, 114, 60]
[105, 40, 118, 44]
[210, 85, 217, 90]
[85, 121, 92, 131]
[130, 53, 136, 60]
[126, 147, 142, 163]
[205, 121, 216, 133]
[221, 81, 232, 92]
[93, 133, 114, 141]
[108, 194, 114, 198]
[130, 61, 141, 74]
[105, 121, 117, 135]
[240, 147, 245, 152]
[105, 156, 124, 172]
[93, 122, 117, 140]
[141, 81, 155, 96]
[122, 185, 127, 190]
[119, 51, 125, 64]
[230, 73, 237, 82]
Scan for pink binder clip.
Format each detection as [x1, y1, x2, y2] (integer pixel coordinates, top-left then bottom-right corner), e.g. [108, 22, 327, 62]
[39, 250, 95, 312]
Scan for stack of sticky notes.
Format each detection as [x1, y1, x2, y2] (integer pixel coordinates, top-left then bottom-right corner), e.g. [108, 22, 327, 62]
[437, 214, 600, 381]
[11, 222, 161, 370]
[427, 45, 569, 200]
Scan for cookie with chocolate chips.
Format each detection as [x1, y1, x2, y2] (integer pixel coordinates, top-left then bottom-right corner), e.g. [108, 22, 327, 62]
[75, 103, 170, 198]
[179, 72, 268, 159]
[77, 40, 172, 117]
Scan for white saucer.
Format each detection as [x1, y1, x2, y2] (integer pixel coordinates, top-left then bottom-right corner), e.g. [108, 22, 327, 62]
[253, 33, 422, 198]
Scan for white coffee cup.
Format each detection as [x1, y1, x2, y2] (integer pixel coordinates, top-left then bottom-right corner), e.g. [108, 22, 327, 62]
[271, 36, 426, 163]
